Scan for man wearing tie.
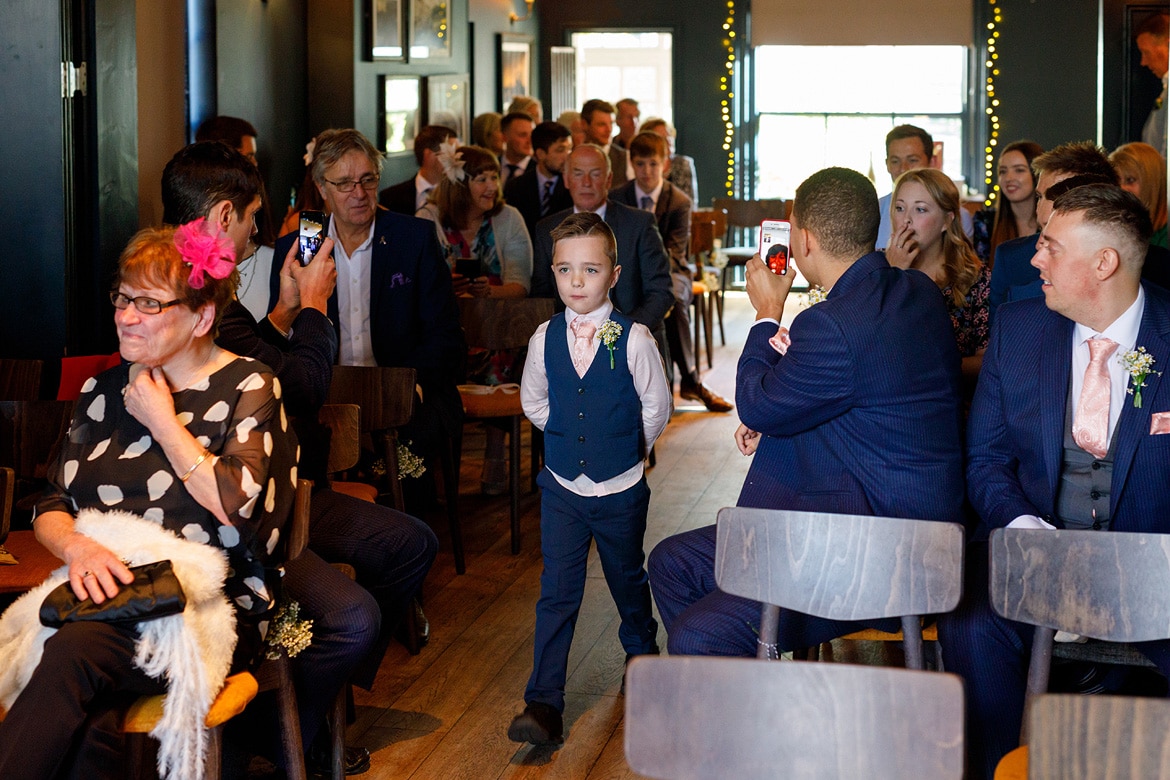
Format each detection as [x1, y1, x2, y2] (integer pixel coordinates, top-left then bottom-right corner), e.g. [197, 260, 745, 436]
[504, 121, 573, 239]
[939, 185, 1170, 778]
[378, 124, 457, 215]
[499, 111, 535, 187]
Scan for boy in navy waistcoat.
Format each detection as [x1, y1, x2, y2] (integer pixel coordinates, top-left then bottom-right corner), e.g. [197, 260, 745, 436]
[507, 212, 672, 746]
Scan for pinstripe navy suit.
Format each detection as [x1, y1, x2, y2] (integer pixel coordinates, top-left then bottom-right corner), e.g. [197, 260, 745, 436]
[648, 252, 965, 656]
[938, 283, 1170, 778]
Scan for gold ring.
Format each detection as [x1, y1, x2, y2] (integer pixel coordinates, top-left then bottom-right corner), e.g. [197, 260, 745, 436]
[82, 571, 94, 578]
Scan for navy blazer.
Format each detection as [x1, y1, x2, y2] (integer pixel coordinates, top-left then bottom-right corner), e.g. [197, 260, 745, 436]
[968, 283, 1170, 535]
[503, 164, 571, 238]
[272, 210, 465, 389]
[378, 177, 418, 216]
[735, 252, 966, 524]
[530, 200, 674, 331]
[609, 180, 693, 277]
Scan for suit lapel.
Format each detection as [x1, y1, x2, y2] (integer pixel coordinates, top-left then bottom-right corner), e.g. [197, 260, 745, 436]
[1038, 311, 1072, 499]
[1111, 290, 1170, 513]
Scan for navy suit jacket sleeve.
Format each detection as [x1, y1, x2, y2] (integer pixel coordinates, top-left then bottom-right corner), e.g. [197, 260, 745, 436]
[215, 299, 338, 419]
[607, 203, 674, 329]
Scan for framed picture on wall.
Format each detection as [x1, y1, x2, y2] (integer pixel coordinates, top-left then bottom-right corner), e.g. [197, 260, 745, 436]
[410, 0, 451, 60]
[369, 0, 405, 60]
[498, 33, 533, 111]
[426, 74, 470, 143]
[380, 76, 421, 156]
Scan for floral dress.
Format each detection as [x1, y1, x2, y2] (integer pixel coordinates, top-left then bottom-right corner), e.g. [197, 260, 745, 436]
[37, 357, 299, 644]
[941, 262, 992, 357]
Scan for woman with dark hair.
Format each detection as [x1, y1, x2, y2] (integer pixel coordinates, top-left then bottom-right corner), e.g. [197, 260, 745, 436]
[0, 222, 297, 779]
[416, 143, 533, 493]
[988, 140, 1044, 258]
[887, 168, 990, 381]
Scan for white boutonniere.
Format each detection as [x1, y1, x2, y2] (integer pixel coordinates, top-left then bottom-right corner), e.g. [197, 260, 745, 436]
[598, 319, 622, 369]
[1120, 347, 1160, 408]
[805, 285, 828, 305]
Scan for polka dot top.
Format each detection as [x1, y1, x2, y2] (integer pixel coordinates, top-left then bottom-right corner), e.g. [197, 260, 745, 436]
[37, 356, 299, 621]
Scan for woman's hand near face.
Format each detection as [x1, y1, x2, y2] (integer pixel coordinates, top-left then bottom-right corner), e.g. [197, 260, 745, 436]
[885, 221, 920, 268]
[123, 365, 179, 435]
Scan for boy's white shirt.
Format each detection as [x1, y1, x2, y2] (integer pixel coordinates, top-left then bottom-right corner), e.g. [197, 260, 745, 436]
[521, 300, 673, 496]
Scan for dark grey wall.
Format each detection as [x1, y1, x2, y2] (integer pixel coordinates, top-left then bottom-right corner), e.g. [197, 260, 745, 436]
[539, 0, 738, 207]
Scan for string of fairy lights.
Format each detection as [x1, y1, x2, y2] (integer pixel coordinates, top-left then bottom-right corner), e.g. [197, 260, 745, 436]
[722, 1, 736, 196]
[983, 2, 1002, 207]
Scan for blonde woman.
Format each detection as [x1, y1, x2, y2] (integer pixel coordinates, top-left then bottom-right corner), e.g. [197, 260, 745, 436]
[1111, 141, 1168, 248]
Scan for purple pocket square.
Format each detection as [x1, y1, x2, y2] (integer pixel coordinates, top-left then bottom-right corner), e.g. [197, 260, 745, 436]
[1152, 412, 1170, 435]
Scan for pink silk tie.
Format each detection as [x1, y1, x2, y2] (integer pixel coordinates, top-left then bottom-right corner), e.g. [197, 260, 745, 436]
[570, 317, 597, 377]
[1072, 337, 1119, 459]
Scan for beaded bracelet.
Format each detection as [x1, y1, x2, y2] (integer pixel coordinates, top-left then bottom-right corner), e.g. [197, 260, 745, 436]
[178, 450, 212, 483]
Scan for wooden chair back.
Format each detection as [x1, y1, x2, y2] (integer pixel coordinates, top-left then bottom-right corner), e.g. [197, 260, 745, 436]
[286, 479, 313, 562]
[1025, 694, 1170, 779]
[317, 404, 361, 474]
[458, 297, 555, 353]
[690, 209, 719, 257]
[714, 507, 965, 668]
[625, 656, 965, 779]
[711, 197, 789, 244]
[0, 466, 13, 544]
[0, 359, 43, 401]
[0, 400, 74, 489]
[989, 527, 1170, 731]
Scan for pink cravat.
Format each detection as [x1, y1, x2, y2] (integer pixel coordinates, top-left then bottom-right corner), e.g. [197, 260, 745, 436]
[1072, 337, 1119, 459]
[570, 317, 597, 377]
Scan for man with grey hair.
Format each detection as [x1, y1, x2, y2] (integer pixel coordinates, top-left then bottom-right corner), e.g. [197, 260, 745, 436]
[270, 128, 465, 465]
[940, 184, 1170, 777]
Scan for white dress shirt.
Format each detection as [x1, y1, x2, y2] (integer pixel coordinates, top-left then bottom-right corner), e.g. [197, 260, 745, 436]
[329, 215, 378, 366]
[634, 181, 663, 213]
[521, 300, 673, 496]
[501, 155, 531, 186]
[414, 172, 438, 211]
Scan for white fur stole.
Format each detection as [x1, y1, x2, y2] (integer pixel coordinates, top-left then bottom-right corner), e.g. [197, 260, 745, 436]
[0, 509, 237, 780]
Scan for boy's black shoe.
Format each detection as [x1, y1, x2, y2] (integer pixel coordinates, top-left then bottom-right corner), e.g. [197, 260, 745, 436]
[507, 701, 564, 745]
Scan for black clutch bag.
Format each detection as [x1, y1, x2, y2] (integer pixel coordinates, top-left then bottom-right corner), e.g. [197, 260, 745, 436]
[39, 559, 187, 628]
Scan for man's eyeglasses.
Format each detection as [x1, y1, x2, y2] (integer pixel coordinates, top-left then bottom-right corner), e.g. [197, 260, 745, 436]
[322, 174, 380, 193]
[109, 291, 184, 315]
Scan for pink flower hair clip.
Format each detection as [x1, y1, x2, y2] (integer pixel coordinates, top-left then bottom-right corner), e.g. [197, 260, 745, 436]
[173, 217, 236, 289]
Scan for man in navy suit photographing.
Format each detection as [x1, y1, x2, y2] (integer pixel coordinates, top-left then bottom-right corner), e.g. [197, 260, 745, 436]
[940, 184, 1170, 777]
[649, 166, 965, 657]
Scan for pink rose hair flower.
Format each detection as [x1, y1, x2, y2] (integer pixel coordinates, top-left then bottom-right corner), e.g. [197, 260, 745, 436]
[173, 217, 236, 289]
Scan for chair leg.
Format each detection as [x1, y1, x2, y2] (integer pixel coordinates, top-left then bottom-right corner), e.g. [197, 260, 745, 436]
[275, 656, 308, 780]
[510, 415, 521, 555]
[441, 434, 465, 575]
[401, 598, 421, 655]
[703, 292, 715, 368]
[328, 685, 347, 780]
[692, 293, 706, 371]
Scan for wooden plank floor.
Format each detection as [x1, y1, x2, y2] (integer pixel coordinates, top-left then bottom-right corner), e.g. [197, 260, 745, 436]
[349, 292, 816, 779]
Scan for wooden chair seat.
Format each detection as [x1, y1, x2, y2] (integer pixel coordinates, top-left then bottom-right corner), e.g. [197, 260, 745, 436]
[123, 672, 259, 733]
[840, 624, 938, 643]
[0, 530, 60, 596]
[329, 481, 379, 504]
[458, 385, 523, 418]
[994, 746, 1027, 780]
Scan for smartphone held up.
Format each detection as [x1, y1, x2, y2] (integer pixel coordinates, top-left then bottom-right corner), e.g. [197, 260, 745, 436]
[758, 219, 792, 275]
[298, 210, 326, 266]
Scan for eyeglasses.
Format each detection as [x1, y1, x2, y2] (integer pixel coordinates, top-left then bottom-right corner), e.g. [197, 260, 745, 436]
[322, 174, 380, 193]
[109, 291, 184, 315]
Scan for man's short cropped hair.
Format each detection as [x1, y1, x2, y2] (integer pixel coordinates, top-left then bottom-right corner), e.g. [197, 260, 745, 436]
[581, 99, 615, 125]
[1136, 12, 1169, 41]
[532, 121, 571, 154]
[412, 125, 457, 168]
[1044, 173, 1117, 202]
[1033, 141, 1119, 183]
[550, 211, 618, 268]
[162, 141, 263, 225]
[792, 167, 880, 258]
[628, 132, 668, 160]
[311, 129, 384, 185]
[616, 97, 639, 112]
[501, 112, 535, 133]
[885, 124, 933, 157]
[194, 116, 258, 148]
[1052, 184, 1152, 271]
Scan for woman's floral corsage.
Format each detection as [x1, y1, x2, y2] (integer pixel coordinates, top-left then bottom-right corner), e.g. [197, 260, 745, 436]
[437, 139, 466, 183]
[598, 319, 622, 369]
[1119, 346, 1160, 408]
[806, 285, 828, 305]
[397, 440, 427, 479]
[174, 218, 236, 289]
[265, 600, 313, 659]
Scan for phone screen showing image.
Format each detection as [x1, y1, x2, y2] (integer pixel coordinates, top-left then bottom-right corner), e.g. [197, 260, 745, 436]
[759, 220, 792, 275]
[298, 210, 326, 266]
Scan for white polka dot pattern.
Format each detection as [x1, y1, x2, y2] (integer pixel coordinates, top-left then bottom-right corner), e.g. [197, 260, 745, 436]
[181, 524, 211, 544]
[176, 411, 194, 426]
[143, 507, 165, 524]
[87, 439, 110, 462]
[87, 393, 106, 422]
[238, 373, 265, 393]
[191, 376, 211, 391]
[63, 460, 78, 489]
[97, 484, 123, 506]
[118, 435, 152, 459]
[217, 524, 240, 548]
[236, 416, 258, 444]
[146, 470, 173, 500]
[241, 465, 261, 498]
[81, 377, 97, 393]
[263, 432, 273, 457]
[266, 528, 280, 555]
[265, 479, 276, 513]
[204, 401, 230, 422]
[239, 494, 258, 520]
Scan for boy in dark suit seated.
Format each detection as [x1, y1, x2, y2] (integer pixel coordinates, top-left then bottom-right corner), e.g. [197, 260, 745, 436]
[507, 212, 672, 746]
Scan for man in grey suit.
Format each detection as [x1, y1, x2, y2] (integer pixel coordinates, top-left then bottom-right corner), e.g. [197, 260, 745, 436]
[582, 98, 629, 187]
[531, 144, 673, 354]
[610, 131, 731, 411]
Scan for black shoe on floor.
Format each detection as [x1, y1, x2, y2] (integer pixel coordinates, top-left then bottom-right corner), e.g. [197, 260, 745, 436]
[507, 701, 564, 745]
[679, 381, 733, 412]
[307, 744, 371, 777]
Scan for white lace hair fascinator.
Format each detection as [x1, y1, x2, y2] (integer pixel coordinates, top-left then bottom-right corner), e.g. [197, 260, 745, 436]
[437, 139, 466, 183]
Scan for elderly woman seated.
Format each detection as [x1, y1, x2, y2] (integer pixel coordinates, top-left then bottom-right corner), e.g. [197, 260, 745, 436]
[0, 222, 297, 779]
